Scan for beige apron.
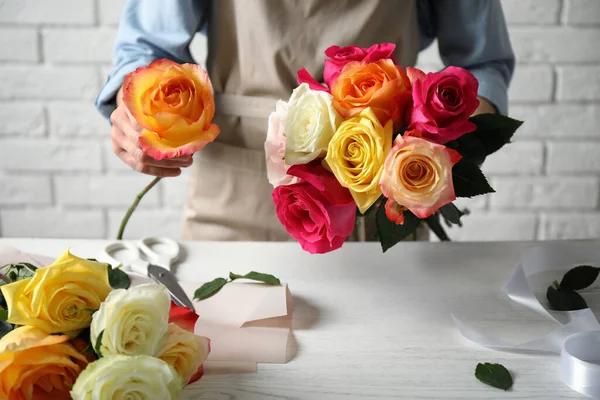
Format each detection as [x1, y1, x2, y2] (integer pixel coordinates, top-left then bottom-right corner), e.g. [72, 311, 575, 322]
[182, 0, 422, 242]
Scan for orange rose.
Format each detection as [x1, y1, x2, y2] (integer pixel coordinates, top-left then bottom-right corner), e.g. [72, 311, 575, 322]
[0, 326, 88, 400]
[123, 59, 220, 160]
[331, 59, 412, 129]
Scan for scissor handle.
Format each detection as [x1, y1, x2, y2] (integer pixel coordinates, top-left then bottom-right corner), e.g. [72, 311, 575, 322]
[104, 241, 149, 276]
[138, 237, 180, 268]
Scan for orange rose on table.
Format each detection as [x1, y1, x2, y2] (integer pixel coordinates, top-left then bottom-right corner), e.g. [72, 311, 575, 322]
[0, 326, 88, 400]
[123, 58, 220, 160]
[331, 59, 412, 129]
[379, 131, 462, 220]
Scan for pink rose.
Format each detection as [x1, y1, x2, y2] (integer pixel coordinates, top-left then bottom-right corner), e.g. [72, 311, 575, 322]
[297, 43, 397, 92]
[379, 133, 462, 219]
[408, 66, 480, 144]
[272, 163, 356, 254]
[264, 100, 299, 187]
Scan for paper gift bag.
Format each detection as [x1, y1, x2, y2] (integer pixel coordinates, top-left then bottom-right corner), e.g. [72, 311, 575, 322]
[179, 281, 295, 364]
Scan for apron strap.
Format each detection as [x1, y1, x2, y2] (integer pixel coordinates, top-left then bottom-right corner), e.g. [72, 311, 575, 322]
[214, 93, 277, 119]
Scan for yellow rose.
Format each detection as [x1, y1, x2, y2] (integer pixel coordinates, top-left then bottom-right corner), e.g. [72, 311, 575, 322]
[157, 323, 211, 384]
[0, 326, 88, 400]
[71, 355, 183, 400]
[0, 249, 112, 334]
[325, 107, 393, 213]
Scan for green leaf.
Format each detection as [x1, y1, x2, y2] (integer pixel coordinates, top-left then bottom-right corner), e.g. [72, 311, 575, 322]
[0, 309, 8, 321]
[560, 265, 600, 291]
[107, 265, 131, 290]
[194, 278, 228, 301]
[4, 263, 37, 282]
[439, 203, 465, 227]
[426, 214, 451, 241]
[469, 114, 523, 156]
[375, 199, 421, 252]
[446, 134, 487, 165]
[94, 330, 104, 358]
[229, 271, 281, 285]
[452, 159, 495, 198]
[475, 363, 513, 391]
[546, 286, 588, 311]
[0, 321, 13, 339]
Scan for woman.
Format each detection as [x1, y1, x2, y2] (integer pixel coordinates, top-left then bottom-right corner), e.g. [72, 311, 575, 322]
[97, 0, 514, 242]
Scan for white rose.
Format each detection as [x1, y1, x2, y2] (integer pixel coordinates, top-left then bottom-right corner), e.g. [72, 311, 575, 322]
[264, 100, 300, 187]
[157, 323, 211, 384]
[90, 283, 170, 357]
[284, 83, 342, 165]
[71, 355, 183, 400]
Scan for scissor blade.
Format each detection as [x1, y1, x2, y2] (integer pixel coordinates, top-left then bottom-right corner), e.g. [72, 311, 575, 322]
[147, 264, 195, 311]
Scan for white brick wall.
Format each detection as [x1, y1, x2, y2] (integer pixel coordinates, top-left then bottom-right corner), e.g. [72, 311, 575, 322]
[0, 0, 599, 242]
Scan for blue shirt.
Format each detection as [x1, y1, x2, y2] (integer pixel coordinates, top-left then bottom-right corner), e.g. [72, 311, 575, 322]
[96, 0, 515, 119]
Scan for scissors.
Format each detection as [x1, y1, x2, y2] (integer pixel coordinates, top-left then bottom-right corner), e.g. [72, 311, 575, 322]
[104, 237, 195, 311]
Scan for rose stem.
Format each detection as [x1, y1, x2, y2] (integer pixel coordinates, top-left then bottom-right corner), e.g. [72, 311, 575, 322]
[426, 214, 451, 241]
[117, 176, 162, 240]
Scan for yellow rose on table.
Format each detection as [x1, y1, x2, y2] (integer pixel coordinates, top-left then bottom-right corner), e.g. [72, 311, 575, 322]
[157, 323, 211, 384]
[325, 107, 393, 213]
[0, 326, 88, 400]
[0, 249, 111, 334]
[71, 355, 183, 400]
[123, 58, 220, 160]
[284, 82, 342, 165]
[91, 283, 170, 357]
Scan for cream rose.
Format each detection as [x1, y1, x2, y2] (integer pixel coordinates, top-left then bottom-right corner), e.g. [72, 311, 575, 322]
[284, 82, 342, 165]
[379, 132, 462, 219]
[90, 283, 170, 357]
[157, 323, 211, 384]
[71, 355, 183, 400]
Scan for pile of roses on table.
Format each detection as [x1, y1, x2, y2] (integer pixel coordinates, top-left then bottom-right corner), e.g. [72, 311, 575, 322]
[0, 250, 209, 400]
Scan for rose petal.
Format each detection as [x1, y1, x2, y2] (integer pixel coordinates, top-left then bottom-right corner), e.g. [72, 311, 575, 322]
[297, 68, 330, 92]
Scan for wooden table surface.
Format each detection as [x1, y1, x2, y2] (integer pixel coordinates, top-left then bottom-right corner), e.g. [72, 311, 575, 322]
[2, 238, 598, 400]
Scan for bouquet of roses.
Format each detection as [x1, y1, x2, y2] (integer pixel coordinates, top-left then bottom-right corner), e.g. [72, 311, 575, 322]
[0, 250, 209, 400]
[265, 43, 522, 254]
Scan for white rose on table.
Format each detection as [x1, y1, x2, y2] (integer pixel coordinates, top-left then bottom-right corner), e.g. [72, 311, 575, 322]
[284, 83, 342, 165]
[70, 355, 183, 400]
[90, 283, 170, 357]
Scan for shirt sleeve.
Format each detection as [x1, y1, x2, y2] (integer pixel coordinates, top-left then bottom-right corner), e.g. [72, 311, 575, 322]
[419, 0, 515, 115]
[95, 0, 208, 120]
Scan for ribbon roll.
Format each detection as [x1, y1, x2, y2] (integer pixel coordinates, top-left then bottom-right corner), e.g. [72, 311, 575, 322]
[453, 242, 600, 397]
[561, 331, 600, 398]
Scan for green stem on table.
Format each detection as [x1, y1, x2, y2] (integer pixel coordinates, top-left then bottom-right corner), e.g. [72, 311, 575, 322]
[117, 176, 162, 240]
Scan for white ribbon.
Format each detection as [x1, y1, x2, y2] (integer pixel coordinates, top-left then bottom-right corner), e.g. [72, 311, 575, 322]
[453, 242, 600, 397]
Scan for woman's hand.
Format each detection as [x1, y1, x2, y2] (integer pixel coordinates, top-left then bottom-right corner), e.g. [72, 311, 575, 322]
[109, 88, 193, 177]
[472, 96, 497, 116]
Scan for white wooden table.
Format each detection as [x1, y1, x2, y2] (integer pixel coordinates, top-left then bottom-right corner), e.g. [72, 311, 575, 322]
[2, 238, 597, 400]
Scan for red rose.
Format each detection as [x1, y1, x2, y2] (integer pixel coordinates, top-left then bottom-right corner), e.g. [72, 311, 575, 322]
[273, 163, 356, 254]
[408, 66, 480, 144]
[168, 300, 198, 332]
